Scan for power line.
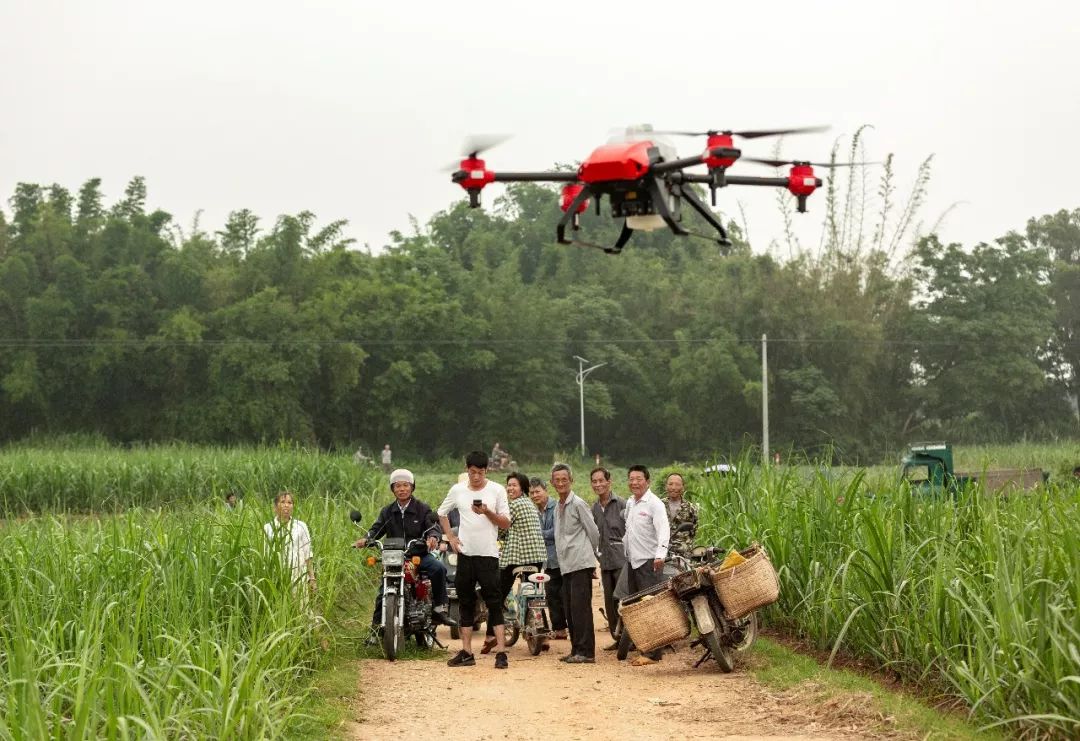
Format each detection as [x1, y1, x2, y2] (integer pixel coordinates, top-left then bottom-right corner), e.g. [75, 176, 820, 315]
[0, 336, 1068, 348]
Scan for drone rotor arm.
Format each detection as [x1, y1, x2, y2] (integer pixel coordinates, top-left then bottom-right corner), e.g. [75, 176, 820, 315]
[650, 147, 733, 176]
[492, 171, 580, 183]
[676, 172, 788, 188]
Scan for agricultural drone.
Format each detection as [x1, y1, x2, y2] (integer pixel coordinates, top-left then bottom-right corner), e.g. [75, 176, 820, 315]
[449, 125, 864, 254]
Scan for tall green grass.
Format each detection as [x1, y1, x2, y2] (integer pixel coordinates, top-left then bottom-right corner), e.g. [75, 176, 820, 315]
[0, 446, 389, 739]
[0, 444, 379, 513]
[696, 462, 1080, 738]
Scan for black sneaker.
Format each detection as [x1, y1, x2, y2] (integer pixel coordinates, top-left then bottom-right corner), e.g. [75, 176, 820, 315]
[494, 651, 508, 669]
[447, 650, 475, 667]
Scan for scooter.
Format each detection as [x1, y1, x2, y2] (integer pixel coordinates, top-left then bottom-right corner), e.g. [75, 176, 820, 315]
[502, 565, 553, 655]
[350, 510, 443, 660]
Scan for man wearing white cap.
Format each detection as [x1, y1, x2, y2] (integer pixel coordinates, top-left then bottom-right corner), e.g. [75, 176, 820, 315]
[355, 468, 456, 638]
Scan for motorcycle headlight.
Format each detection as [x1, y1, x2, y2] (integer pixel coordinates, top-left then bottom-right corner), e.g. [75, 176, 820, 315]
[383, 549, 404, 567]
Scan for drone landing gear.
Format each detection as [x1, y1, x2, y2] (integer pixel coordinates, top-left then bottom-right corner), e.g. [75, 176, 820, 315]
[556, 186, 633, 254]
[677, 185, 733, 250]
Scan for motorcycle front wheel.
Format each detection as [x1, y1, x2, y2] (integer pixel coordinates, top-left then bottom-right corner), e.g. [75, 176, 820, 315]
[704, 628, 734, 673]
[381, 593, 400, 661]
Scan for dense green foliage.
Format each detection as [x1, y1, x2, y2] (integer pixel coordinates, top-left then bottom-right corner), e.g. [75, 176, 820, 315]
[1, 176, 1076, 460]
[696, 465, 1080, 738]
[0, 449, 387, 739]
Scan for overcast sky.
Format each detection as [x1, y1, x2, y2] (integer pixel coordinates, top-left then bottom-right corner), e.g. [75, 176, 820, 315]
[2, 0, 1077, 256]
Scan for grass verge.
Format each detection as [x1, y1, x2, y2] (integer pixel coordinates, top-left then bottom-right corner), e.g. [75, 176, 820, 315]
[748, 636, 1003, 740]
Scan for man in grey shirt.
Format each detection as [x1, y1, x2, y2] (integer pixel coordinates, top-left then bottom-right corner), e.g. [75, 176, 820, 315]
[530, 477, 567, 637]
[590, 466, 625, 646]
[552, 463, 600, 663]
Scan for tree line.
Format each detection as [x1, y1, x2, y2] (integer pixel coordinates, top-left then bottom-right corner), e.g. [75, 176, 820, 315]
[0, 174, 1077, 461]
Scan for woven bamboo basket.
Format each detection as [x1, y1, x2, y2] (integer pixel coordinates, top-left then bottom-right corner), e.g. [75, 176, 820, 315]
[709, 543, 779, 619]
[618, 585, 690, 652]
[670, 565, 713, 598]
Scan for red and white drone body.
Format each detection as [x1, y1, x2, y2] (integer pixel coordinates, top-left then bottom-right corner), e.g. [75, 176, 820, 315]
[450, 125, 862, 254]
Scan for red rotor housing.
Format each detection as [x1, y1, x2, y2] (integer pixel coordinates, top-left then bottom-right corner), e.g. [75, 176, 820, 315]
[560, 183, 589, 214]
[703, 133, 738, 169]
[786, 163, 817, 197]
[457, 156, 495, 192]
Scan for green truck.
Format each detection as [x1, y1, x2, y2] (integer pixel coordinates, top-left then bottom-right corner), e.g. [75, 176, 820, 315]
[901, 442, 1047, 495]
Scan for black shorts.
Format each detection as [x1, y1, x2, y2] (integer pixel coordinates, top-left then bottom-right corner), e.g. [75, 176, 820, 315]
[456, 555, 503, 627]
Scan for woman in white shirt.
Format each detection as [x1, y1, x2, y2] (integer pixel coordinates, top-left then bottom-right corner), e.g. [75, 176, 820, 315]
[264, 490, 316, 594]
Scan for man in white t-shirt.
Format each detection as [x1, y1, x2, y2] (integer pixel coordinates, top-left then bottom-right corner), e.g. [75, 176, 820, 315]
[438, 450, 512, 669]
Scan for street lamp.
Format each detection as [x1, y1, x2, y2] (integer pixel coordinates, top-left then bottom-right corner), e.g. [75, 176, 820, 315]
[573, 355, 607, 458]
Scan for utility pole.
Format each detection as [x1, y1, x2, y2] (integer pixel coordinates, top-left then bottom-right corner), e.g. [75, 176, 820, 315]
[762, 334, 769, 465]
[574, 355, 607, 458]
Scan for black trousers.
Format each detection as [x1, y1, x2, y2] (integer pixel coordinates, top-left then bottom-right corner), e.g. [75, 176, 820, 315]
[456, 555, 503, 628]
[562, 567, 595, 659]
[600, 567, 622, 638]
[546, 567, 567, 631]
[626, 561, 665, 660]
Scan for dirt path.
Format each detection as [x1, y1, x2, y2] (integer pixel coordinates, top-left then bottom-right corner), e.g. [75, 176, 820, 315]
[347, 589, 907, 741]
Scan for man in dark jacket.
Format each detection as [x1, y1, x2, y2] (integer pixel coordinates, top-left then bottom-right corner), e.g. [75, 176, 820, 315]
[590, 466, 626, 646]
[355, 468, 456, 635]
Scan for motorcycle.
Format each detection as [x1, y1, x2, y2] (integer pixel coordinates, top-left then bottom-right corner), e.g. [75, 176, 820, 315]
[350, 510, 443, 660]
[501, 565, 553, 655]
[615, 525, 758, 671]
[487, 453, 517, 472]
[668, 549, 758, 672]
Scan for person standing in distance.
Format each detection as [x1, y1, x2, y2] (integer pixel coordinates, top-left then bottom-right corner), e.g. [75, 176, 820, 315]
[551, 463, 600, 664]
[622, 465, 669, 666]
[437, 451, 512, 669]
[381, 444, 393, 474]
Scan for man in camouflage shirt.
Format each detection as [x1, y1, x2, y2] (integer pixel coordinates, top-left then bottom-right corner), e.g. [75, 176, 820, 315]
[664, 472, 698, 559]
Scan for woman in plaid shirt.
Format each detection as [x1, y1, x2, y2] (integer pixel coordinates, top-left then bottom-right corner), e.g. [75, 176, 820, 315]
[482, 471, 547, 653]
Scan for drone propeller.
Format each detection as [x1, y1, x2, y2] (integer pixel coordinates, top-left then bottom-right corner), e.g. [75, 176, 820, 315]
[741, 156, 878, 168]
[657, 125, 829, 139]
[461, 133, 511, 159]
[441, 134, 512, 171]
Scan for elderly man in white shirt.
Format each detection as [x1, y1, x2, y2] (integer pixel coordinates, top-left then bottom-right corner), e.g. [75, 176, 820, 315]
[621, 464, 670, 665]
